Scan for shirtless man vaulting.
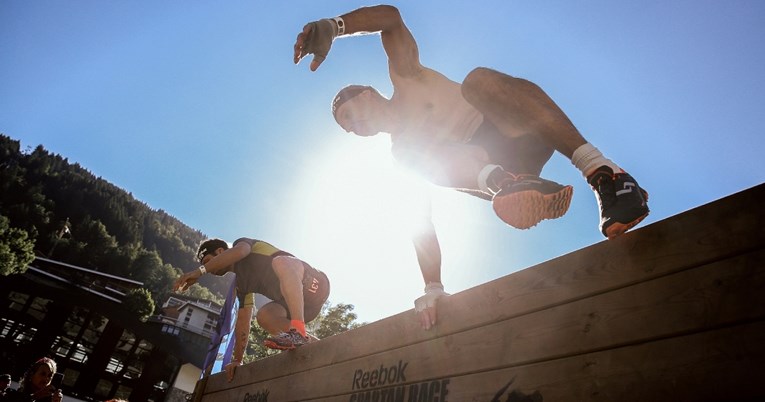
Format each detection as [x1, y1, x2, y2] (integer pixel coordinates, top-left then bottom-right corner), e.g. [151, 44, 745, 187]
[293, 5, 649, 329]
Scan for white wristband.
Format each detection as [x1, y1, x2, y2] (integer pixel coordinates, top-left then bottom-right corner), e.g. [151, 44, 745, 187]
[198, 265, 207, 275]
[333, 16, 346, 36]
[424, 282, 444, 294]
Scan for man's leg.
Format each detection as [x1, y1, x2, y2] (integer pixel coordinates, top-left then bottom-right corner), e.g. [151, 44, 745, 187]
[468, 120, 573, 229]
[462, 67, 649, 238]
[263, 256, 311, 350]
[256, 302, 290, 335]
[454, 97, 574, 228]
[272, 256, 307, 324]
[257, 303, 321, 340]
[461, 67, 584, 157]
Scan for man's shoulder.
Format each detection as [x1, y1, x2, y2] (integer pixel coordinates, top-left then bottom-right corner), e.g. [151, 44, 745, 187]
[232, 237, 259, 247]
[390, 65, 442, 86]
[391, 67, 462, 104]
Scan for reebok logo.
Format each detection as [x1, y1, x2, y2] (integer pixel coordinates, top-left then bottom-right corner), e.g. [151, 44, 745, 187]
[348, 360, 452, 402]
[352, 360, 408, 390]
[243, 390, 269, 402]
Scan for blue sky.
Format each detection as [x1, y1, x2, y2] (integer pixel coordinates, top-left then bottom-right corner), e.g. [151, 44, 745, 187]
[2, 1, 764, 324]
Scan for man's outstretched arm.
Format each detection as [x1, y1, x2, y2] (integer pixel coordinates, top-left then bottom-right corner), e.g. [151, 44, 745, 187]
[173, 242, 250, 292]
[413, 220, 441, 286]
[294, 5, 422, 77]
[224, 305, 253, 382]
[411, 201, 449, 330]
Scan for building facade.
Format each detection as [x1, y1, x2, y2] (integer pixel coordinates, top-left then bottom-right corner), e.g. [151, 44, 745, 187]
[0, 258, 216, 401]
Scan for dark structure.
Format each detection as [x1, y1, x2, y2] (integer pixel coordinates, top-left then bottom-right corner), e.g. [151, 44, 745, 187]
[0, 257, 212, 401]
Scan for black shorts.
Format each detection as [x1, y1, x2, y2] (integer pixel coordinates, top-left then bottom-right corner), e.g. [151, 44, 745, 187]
[467, 119, 554, 176]
[273, 266, 330, 322]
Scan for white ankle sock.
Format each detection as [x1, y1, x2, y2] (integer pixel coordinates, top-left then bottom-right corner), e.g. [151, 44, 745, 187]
[571, 143, 622, 178]
[477, 164, 502, 193]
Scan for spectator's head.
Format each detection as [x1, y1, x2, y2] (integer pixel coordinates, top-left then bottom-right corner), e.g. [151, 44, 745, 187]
[0, 373, 12, 390]
[21, 357, 57, 393]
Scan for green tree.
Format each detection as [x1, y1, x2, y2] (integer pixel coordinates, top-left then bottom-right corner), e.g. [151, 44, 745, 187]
[123, 288, 155, 321]
[245, 324, 279, 362]
[0, 214, 35, 275]
[185, 284, 224, 306]
[0, 134, 214, 311]
[130, 249, 163, 283]
[145, 263, 182, 312]
[309, 302, 364, 339]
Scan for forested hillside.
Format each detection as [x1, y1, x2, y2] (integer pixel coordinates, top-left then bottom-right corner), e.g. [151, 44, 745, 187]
[0, 133, 226, 308]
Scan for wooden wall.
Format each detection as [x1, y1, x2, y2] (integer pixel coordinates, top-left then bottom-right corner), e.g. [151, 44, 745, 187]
[195, 184, 765, 401]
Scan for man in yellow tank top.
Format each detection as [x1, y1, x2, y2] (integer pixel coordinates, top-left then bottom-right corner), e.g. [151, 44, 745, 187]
[174, 238, 330, 382]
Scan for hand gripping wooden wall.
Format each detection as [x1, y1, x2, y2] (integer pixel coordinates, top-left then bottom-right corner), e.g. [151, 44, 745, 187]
[194, 184, 765, 402]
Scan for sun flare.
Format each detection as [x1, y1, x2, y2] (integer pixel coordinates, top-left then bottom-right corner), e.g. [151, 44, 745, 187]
[284, 132, 488, 321]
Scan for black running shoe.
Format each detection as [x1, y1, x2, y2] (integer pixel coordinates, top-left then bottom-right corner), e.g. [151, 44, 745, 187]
[264, 329, 310, 351]
[492, 175, 573, 229]
[588, 166, 649, 239]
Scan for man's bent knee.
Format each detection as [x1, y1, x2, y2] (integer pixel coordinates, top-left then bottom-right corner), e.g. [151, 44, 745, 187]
[462, 67, 519, 102]
[463, 67, 496, 92]
[462, 67, 543, 108]
[464, 67, 505, 82]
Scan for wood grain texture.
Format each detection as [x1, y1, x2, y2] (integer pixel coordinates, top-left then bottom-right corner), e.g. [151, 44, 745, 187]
[196, 184, 765, 402]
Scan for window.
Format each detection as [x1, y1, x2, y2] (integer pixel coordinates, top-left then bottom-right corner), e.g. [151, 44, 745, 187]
[8, 291, 29, 311]
[114, 385, 133, 400]
[94, 378, 114, 399]
[0, 318, 16, 338]
[27, 297, 52, 321]
[13, 324, 36, 345]
[161, 325, 180, 336]
[52, 335, 73, 358]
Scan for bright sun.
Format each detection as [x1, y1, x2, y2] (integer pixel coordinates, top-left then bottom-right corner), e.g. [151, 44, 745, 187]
[283, 132, 489, 323]
[283, 134, 437, 318]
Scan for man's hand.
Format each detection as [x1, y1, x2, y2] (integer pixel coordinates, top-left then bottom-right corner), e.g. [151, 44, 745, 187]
[224, 360, 243, 382]
[173, 270, 200, 292]
[414, 282, 449, 330]
[293, 19, 338, 71]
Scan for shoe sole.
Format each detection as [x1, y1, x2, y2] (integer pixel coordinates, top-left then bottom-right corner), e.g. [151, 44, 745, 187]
[604, 211, 649, 240]
[603, 189, 650, 240]
[492, 185, 573, 229]
[263, 340, 296, 351]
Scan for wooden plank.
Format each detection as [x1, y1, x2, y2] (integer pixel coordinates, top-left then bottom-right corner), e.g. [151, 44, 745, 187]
[202, 184, 765, 394]
[201, 321, 765, 401]
[201, 248, 765, 401]
[320, 321, 765, 402]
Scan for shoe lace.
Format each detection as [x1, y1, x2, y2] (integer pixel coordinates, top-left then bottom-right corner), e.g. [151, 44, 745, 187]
[288, 329, 307, 343]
